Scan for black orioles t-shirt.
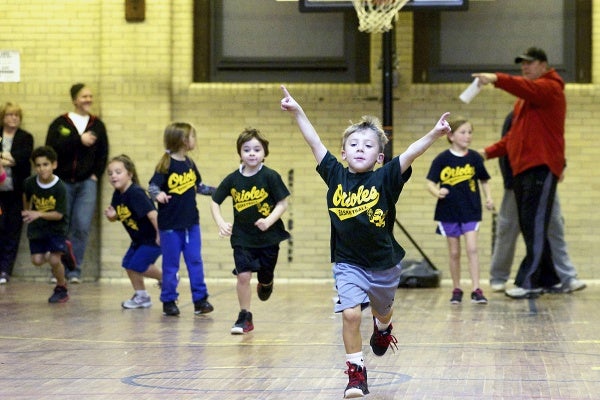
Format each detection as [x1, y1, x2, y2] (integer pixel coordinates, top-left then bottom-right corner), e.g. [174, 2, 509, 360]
[317, 151, 411, 271]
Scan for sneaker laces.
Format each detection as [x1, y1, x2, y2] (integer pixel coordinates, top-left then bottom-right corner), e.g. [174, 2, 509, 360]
[374, 326, 398, 353]
[345, 362, 366, 386]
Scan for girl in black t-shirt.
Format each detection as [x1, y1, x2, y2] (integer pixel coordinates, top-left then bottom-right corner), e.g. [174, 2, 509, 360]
[148, 122, 216, 317]
[104, 155, 162, 310]
[426, 117, 494, 305]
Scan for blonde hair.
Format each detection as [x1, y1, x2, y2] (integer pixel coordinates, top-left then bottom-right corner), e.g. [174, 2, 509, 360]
[341, 115, 388, 152]
[0, 102, 23, 126]
[155, 122, 196, 174]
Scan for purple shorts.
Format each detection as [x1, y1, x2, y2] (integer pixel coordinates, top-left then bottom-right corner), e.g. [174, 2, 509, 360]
[436, 221, 479, 237]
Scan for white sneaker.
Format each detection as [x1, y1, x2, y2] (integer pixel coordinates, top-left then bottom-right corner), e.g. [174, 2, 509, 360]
[565, 279, 586, 293]
[0, 277, 7, 285]
[122, 294, 152, 309]
[505, 287, 542, 299]
[490, 282, 506, 292]
[49, 276, 57, 284]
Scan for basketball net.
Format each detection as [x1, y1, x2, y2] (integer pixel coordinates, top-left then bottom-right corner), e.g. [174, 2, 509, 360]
[352, 0, 410, 33]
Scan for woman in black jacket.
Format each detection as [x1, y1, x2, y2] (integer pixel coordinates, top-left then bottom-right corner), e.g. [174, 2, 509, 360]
[0, 102, 34, 284]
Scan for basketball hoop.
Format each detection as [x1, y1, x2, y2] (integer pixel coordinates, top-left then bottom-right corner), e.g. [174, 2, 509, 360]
[352, 0, 410, 33]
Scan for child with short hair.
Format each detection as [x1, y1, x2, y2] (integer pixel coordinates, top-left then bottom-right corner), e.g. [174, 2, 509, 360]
[210, 128, 290, 334]
[21, 146, 70, 303]
[281, 85, 451, 398]
[104, 154, 162, 309]
[148, 122, 216, 317]
[426, 117, 494, 305]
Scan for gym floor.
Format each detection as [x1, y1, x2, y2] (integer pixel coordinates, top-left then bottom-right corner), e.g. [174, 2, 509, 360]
[0, 279, 598, 399]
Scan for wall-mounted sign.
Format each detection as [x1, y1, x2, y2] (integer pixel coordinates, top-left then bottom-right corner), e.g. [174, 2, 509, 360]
[0, 50, 20, 82]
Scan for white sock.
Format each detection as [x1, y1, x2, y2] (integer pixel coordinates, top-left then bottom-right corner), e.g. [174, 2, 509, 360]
[136, 290, 148, 297]
[375, 317, 391, 331]
[346, 352, 364, 367]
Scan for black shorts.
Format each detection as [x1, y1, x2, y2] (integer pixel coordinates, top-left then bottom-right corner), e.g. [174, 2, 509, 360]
[232, 245, 280, 278]
[29, 235, 67, 255]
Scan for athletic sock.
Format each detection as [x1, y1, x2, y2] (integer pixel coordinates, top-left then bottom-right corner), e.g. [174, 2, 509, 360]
[375, 317, 391, 331]
[136, 290, 148, 297]
[346, 352, 364, 367]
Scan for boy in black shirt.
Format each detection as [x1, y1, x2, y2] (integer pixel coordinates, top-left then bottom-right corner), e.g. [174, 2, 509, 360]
[22, 146, 70, 303]
[211, 128, 290, 334]
[281, 85, 450, 398]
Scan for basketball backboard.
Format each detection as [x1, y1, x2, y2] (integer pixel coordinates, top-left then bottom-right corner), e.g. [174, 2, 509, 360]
[299, 0, 468, 12]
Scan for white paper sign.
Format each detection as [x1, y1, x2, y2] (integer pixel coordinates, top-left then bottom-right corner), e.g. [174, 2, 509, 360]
[0, 50, 21, 82]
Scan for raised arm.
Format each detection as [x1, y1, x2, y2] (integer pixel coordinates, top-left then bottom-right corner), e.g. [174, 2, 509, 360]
[398, 112, 451, 173]
[280, 85, 327, 164]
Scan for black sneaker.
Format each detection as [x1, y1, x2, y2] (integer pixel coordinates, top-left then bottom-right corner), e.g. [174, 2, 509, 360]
[61, 240, 77, 272]
[450, 288, 463, 304]
[230, 310, 254, 334]
[471, 288, 488, 304]
[344, 362, 369, 398]
[163, 301, 180, 316]
[48, 285, 69, 303]
[257, 281, 273, 301]
[194, 297, 214, 315]
[369, 318, 398, 356]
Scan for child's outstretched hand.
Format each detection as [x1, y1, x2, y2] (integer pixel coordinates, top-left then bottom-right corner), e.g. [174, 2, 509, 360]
[280, 85, 300, 112]
[104, 205, 117, 220]
[434, 112, 452, 137]
[156, 191, 172, 204]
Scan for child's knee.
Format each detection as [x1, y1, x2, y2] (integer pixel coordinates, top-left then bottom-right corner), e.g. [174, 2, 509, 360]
[237, 272, 252, 285]
[342, 306, 362, 325]
[31, 255, 45, 266]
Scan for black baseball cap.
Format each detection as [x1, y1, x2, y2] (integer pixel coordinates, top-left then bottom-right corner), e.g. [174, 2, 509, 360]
[514, 47, 548, 64]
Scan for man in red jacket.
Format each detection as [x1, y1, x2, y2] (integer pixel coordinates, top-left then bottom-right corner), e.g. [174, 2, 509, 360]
[474, 47, 564, 299]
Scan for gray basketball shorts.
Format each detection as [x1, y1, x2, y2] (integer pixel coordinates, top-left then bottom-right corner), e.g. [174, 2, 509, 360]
[332, 261, 402, 316]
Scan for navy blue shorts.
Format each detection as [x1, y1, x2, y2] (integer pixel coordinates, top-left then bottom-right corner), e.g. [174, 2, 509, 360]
[122, 243, 161, 273]
[29, 235, 67, 255]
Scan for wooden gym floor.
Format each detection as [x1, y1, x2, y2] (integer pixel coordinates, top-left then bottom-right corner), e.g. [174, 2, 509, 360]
[1, 278, 599, 399]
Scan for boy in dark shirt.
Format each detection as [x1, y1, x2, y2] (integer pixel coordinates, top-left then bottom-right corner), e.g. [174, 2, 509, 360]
[281, 85, 450, 398]
[22, 146, 70, 303]
[211, 128, 290, 334]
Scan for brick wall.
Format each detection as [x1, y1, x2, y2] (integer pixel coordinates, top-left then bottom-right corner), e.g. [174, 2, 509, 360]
[1, 0, 598, 282]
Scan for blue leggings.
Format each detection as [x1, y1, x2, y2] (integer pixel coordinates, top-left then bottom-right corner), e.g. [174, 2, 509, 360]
[159, 224, 208, 303]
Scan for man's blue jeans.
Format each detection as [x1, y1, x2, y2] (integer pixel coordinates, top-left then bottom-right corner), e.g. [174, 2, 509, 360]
[64, 177, 97, 279]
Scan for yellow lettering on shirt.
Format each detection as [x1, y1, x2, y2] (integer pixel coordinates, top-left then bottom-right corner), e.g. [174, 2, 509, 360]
[329, 184, 380, 221]
[440, 164, 476, 189]
[231, 186, 269, 213]
[116, 204, 139, 231]
[31, 195, 57, 213]
[168, 168, 197, 195]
